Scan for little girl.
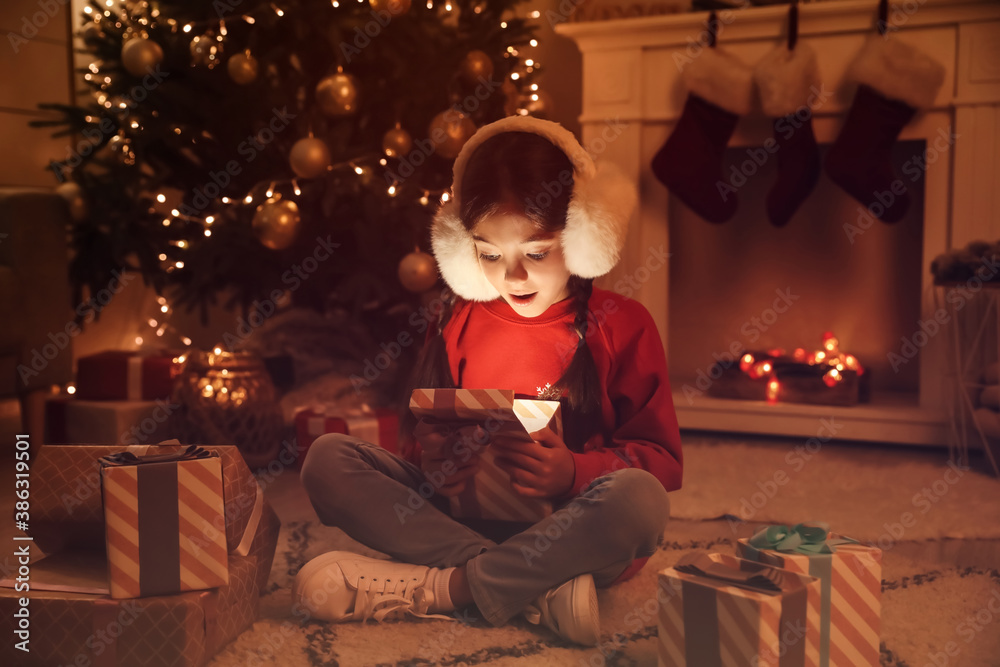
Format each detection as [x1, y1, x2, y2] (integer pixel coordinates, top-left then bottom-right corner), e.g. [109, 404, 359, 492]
[294, 116, 683, 646]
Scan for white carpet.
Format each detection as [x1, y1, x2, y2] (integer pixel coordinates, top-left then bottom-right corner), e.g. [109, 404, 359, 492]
[670, 434, 1000, 541]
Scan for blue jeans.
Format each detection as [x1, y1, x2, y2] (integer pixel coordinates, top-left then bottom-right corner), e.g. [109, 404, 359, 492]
[300, 434, 671, 626]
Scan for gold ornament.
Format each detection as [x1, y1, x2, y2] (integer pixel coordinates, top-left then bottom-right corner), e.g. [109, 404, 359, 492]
[289, 137, 331, 179]
[428, 110, 476, 160]
[55, 181, 88, 222]
[316, 72, 359, 116]
[171, 350, 285, 468]
[227, 51, 259, 85]
[460, 50, 494, 83]
[190, 30, 222, 68]
[121, 36, 164, 77]
[253, 197, 301, 250]
[382, 124, 413, 158]
[398, 250, 438, 293]
[524, 90, 555, 120]
[370, 0, 411, 14]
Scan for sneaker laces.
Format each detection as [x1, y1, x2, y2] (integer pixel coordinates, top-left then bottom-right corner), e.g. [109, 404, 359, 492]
[351, 575, 454, 623]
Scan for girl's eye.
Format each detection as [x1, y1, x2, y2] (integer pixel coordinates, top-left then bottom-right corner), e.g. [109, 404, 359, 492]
[479, 253, 500, 262]
[528, 252, 548, 261]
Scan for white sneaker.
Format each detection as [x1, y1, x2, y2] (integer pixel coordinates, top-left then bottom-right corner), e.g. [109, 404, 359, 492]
[523, 573, 600, 646]
[292, 551, 454, 623]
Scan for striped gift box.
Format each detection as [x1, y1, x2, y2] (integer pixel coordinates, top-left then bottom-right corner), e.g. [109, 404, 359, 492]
[101, 447, 229, 599]
[736, 534, 881, 666]
[409, 389, 561, 522]
[658, 552, 822, 667]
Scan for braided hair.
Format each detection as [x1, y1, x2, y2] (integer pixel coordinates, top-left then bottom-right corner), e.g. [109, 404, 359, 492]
[400, 131, 604, 452]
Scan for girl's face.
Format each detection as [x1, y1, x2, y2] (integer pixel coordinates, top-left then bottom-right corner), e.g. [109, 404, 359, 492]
[472, 211, 572, 317]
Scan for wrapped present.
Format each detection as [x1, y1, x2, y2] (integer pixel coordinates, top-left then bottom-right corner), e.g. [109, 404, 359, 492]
[409, 388, 561, 522]
[100, 445, 229, 598]
[735, 523, 882, 667]
[0, 551, 260, 667]
[76, 349, 183, 401]
[658, 551, 822, 667]
[45, 395, 176, 445]
[293, 404, 400, 465]
[28, 444, 280, 595]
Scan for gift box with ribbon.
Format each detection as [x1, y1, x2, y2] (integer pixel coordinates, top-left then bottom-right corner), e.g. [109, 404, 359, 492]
[0, 442, 281, 666]
[409, 388, 561, 523]
[76, 349, 183, 401]
[658, 551, 822, 667]
[28, 443, 279, 593]
[293, 404, 399, 465]
[100, 445, 229, 598]
[735, 523, 882, 667]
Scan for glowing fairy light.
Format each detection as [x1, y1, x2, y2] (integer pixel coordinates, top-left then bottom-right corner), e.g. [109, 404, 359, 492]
[766, 378, 780, 402]
[737, 332, 864, 402]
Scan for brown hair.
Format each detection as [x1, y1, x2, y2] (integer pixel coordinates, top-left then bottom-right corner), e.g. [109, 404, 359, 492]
[401, 132, 603, 451]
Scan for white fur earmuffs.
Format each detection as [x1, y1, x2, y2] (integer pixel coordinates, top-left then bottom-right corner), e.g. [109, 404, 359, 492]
[430, 115, 639, 301]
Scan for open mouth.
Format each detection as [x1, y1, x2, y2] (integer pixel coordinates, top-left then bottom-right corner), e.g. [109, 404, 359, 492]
[510, 292, 538, 307]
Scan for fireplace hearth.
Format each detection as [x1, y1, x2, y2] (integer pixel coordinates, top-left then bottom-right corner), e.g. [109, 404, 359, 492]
[557, 0, 1000, 445]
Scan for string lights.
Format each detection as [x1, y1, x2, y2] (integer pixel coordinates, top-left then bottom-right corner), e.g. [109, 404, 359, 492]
[71, 0, 544, 349]
[739, 331, 864, 404]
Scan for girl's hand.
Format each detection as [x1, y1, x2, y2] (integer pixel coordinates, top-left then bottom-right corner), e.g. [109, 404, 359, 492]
[493, 426, 576, 499]
[413, 418, 490, 496]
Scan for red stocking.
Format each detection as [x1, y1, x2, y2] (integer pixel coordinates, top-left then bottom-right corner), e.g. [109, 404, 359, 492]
[823, 35, 945, 223]
[651, 42, 754, 224]
[754, 41, 822, 227]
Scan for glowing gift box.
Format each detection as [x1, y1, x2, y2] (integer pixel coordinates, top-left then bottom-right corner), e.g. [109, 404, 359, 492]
[409, 388, 561, 522]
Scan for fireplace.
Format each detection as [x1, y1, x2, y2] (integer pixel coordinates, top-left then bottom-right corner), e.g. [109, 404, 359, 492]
[556, 0, 1000, 445]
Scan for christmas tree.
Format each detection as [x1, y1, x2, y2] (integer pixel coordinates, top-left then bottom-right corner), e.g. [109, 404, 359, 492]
[35, 0, 545, 364]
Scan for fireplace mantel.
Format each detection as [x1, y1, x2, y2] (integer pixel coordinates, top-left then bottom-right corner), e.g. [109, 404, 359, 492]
[556, 0, 1000, 445]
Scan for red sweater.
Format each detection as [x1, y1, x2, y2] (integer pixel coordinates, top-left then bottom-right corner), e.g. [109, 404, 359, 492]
[404, 287, 683, 497]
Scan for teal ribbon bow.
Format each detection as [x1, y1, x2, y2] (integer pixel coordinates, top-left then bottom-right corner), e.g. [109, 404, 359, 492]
[747, 522, 857, 554]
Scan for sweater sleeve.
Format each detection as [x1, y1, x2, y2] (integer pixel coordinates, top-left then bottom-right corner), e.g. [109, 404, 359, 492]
[567, 298, 684, 496]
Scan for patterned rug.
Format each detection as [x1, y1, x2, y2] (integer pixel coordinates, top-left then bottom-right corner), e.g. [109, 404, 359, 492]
[206, 435, 1000, 666]
[206, 516, 1000, 667]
